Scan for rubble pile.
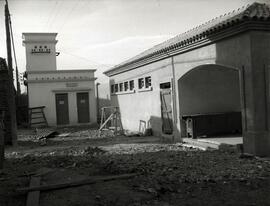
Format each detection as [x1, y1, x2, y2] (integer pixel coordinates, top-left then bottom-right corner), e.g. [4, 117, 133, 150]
[98, 150, 270, 195]
[66, 129, 115, 139]
[3, 134, 270, 206]
[100, 143, 198, 155]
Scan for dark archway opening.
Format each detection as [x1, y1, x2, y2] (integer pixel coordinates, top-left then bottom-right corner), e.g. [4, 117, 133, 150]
[178, 64, 242, 138]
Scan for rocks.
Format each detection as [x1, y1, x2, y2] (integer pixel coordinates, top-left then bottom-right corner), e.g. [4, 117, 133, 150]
[96, 150, 270, 197]
[84, 146, 106, 156]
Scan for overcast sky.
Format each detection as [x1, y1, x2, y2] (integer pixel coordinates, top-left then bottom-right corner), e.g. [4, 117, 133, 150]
[0, 0, 268, 78]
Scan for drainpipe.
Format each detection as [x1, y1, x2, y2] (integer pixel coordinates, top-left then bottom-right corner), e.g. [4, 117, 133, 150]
[96, 82, 100, 123]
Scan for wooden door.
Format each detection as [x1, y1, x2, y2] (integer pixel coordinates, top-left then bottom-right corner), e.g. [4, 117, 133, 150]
[160, 88, 173, 134]
[77, 92, 90, 123]
[55, 93, 69, 125]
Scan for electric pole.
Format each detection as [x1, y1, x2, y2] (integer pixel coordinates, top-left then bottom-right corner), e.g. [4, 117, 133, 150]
[10, 20, 21, 96]
[5, 0, 17, 145]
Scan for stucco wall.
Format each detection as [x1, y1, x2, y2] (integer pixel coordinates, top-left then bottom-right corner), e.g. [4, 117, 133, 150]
[109, 31, 269, 143]
[25, 43, 57, 71]
[110, 58, 173, 135]
[28, 77, 96, 126]
[109, 34, 248, 136]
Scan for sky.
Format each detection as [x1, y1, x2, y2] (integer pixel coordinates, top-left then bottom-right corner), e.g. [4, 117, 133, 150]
[0, 0, 269, 89]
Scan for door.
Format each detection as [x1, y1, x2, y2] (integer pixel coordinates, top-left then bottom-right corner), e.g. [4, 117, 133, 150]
[55, 93, 69, 125]
[160, 87, 173, 134]
[77, 92, 90, 123]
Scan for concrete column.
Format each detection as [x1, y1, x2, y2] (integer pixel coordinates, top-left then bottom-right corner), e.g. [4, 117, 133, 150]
[240, 31, 270, 157]
[240, 64, 270, 156]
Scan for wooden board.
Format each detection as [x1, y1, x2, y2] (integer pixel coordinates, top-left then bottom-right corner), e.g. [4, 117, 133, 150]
[26, 176, 41, 206]
[18, 173, 137, 193]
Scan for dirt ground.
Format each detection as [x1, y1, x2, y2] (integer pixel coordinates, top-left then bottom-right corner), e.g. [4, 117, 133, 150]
[1, 126, 270, 206]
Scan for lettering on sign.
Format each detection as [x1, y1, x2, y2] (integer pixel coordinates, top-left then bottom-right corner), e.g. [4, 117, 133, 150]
[66, 82, 78, 87]
[59, 101, 65, 105]
[80, 99, 86, 104]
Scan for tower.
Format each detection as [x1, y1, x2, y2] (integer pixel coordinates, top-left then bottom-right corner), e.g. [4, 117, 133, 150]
[22, 33, 58, 71]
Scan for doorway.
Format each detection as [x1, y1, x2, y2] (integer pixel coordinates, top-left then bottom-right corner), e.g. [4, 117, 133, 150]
[77, 92, 90, 123]
[55, 93, 69, 125]
[178, 64, 242, 138]
[160, 82, 173, 134]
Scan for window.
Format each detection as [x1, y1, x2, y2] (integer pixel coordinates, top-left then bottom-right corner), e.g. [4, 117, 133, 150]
[160, 82, 171, 89]
[115, 84, 119, 93]
[119, 83, 123, 92]
[124, 81, 129, 91]
[111, 84, 115, 94]
[138, 78, 144, 89]
[129, 80, 134, 90]
[145, 76, 152, 88]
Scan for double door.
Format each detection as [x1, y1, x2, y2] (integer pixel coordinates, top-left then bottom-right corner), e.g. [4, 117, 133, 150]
[55, 92, 90, 125]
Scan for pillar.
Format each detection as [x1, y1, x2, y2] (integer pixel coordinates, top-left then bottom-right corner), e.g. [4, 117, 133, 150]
[240, 32, 270, 156]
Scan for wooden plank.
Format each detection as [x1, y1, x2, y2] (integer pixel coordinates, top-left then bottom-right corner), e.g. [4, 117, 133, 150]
[99, 113, 114, 131]
[31, 121, 47, 125]
[29, 106, 45, 110]
[18, 173, 137, 193]
[26, 176, 41, 206]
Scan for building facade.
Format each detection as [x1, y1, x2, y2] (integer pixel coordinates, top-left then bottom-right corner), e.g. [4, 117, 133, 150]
[23, 33, 97, 126]
[104, 3, 270, 156]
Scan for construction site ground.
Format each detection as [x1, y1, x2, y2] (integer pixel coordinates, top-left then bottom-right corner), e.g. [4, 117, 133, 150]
[1, 126, 270, 206]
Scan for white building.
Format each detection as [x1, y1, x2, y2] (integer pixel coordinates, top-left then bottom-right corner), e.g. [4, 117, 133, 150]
[23, 33, 97, 126]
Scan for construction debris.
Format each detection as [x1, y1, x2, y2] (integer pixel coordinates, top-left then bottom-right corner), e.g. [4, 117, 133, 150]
[2, 128, 270, 206]
[99, 106, 124, 136]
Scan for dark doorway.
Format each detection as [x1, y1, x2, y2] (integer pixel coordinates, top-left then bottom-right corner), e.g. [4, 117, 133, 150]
[160, 82, 173, 134]
[55, 93, 69, 125]
[77, 92, 90, 123]
[178, 65, 242, 138]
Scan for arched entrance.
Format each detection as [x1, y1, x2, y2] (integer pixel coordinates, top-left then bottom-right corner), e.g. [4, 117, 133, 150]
[177, 64, 242, 139]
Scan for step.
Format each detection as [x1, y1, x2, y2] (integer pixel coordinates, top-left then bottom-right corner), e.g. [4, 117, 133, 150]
[182, 138, 220, 150]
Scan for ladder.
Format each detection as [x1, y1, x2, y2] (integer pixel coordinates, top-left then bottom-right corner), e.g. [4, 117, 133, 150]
[98, 106, 123, 136]
[28, 106, 48, 128]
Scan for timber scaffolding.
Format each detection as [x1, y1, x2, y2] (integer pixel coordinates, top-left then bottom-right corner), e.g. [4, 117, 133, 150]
[98, 106, 124, 136]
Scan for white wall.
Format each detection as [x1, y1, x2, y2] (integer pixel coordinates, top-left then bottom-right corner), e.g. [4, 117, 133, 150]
[23, 33, 58, 71]
[28, 72, 97, 126]
[110, 58, 173, 135]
